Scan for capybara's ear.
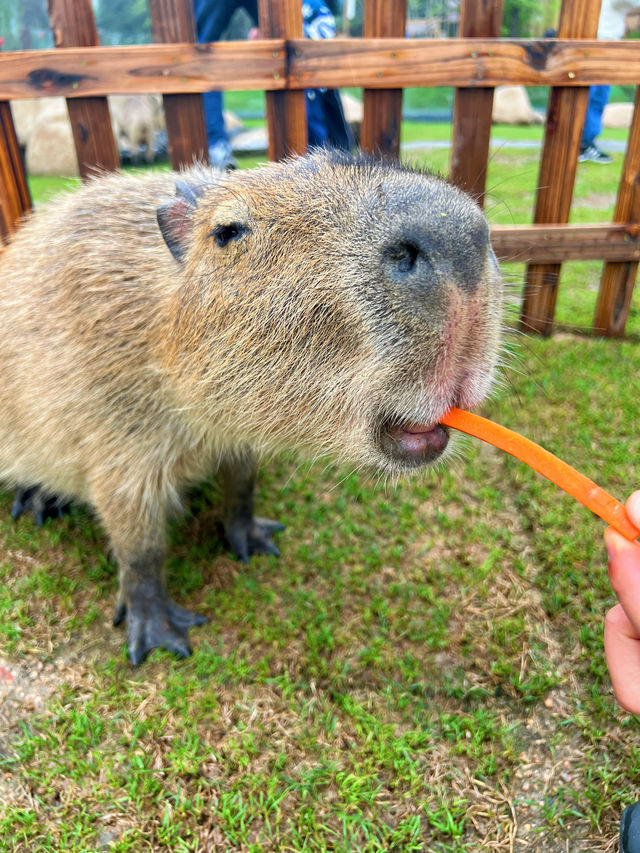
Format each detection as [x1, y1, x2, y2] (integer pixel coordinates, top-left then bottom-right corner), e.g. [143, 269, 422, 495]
[156, 181, 204, 263]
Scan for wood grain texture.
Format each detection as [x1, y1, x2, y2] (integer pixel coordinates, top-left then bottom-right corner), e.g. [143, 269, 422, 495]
[161, 94, 208, 166]
[48, 0, 98, 47]
[259, 0, 304, 36]
[491, 224, 640, 263]
[0, 101, 30, 213]
[0, 43, 284, 99]
[287, 38, 640, 89]
[47, 0, 119, 179]
[3, 40, 640, 99]
[0, 100, 31, 245]
[450, 0, 503, 203]
[450, 89, 494, 200]
[258, 0, 306, 160]
[361, 0, 406, 158]
[521, 0, 602, 336]
[593, 85, 640, 336]
[149, 0, 208, 168]
[148, 0, 196, 42]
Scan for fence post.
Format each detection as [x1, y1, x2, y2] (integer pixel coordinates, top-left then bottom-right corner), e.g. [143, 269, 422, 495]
[593, 86, 640, 336]
[0, 101, 31, 245]
[148, 0, 209, 168]
[449, 0, 503, 205]
[361, 0, 407, 158]
[520, 0, 602, 335]
[47, 0, 119, 179]
[258, 0, 307, 161]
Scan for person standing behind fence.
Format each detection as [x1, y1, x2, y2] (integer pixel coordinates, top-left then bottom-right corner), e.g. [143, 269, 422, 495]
[579, 0, 633, 163]
[300, 1, 353, 150]
[193, 0, 352, 168]
[193, 0, 258, 169]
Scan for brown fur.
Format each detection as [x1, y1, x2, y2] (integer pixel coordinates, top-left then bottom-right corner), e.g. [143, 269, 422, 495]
[0, 150, 503, 662]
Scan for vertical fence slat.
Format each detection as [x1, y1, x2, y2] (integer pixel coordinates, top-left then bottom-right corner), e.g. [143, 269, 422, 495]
[593, 86, 640, 336]
[0, 104, 30, 215]
[258, 0, 307, 161]
[520, 0, 602, 335]
[0, 101, 31, 245]
[47, 0, 119, 179]
[148, 0, 208, 168]
[361, 0, 407, 158]
[449, 0, 503, 204]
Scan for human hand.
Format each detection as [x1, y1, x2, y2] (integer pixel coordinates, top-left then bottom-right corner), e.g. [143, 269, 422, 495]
[604, 491, 640, 713]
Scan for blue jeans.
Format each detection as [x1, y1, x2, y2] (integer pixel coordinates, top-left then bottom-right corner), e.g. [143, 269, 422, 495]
[192, 0, 351, 151]
[193, 0, 258, 147]
[306, 91, 329, 147]
[581, 85, 611, 149]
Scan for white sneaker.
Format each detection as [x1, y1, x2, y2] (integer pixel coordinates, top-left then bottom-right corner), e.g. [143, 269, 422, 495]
[578, 144, 612, 164]
[208, 141, 237, 170]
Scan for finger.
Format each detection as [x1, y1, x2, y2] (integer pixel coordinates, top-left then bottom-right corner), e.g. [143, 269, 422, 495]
[604, 604, 640, 714]
[626, 490, 640, 528]
[605, 526, 640, 632]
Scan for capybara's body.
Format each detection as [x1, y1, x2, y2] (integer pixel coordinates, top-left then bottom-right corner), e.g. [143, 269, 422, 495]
[0, 151, 503, 663]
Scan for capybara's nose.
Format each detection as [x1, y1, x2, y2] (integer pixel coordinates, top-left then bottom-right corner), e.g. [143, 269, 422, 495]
[382, 220, 490, 297]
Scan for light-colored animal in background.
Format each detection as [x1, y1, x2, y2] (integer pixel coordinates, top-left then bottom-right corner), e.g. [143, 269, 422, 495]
[10, 95, 166, 175]
[10, 97, 68, 149]
[108, 95, 165, 164]
[603, 101, 634, 128]
[25, 111, 78, 177]
[492, 86, 544, 126]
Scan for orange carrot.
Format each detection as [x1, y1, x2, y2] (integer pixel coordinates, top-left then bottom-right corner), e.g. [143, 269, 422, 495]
[441, 408, 640, 542]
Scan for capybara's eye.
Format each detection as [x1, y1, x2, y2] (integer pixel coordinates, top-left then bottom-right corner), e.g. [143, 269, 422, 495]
[209, 223, 247, 248]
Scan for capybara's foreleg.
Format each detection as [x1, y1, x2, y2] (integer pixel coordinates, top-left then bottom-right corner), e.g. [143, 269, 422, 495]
[111, 545, 208, 665]
[220, 452, 285, 564]
[93, 474, 207, 665]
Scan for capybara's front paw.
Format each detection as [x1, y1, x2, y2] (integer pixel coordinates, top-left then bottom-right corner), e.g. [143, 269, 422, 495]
[114, 594, 208, 666]
[225, 516, 285, 564]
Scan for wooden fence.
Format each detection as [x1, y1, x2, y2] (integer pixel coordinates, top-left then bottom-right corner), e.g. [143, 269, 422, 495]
[0, 0, 638, 336]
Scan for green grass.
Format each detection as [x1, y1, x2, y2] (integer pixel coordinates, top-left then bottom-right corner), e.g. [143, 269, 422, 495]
[3, 123, 639, 851]
[230, 86, 638, 116]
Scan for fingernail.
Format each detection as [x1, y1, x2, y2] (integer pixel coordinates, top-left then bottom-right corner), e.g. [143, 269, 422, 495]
[628, 492, 640, 527]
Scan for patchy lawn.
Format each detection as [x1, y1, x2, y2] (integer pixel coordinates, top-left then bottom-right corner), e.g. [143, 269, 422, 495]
[0, 138, 638, 852]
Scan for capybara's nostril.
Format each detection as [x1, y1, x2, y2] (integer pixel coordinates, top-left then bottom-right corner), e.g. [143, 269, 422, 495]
[383, 240, 422, 281]
[388, 241, 419, 274]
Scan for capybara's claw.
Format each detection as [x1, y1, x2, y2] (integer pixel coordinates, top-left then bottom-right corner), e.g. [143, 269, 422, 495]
[11, 486, 33, 520]
[11, 485, 69, 525]
[116, 595, 207, 665]
[225, 516, 285, 563]
[112, 600, 127, 627]
[127, 623, 191, 666]
[166, 599, 209, 631]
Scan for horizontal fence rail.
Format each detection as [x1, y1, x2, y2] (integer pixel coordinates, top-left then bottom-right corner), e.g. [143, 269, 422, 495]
[490, 225, 640, 264]
[1, 39, 640, 99]
[0, 0, 637, 336]
[288, 38, 640, 89]
[0, 42, 287, 98]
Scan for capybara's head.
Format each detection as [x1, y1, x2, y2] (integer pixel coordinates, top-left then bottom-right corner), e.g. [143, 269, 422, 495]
[158, 151, 503, 475]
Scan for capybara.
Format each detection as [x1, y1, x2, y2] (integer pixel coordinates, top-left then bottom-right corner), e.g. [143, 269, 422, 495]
[0, 150, 503, 663]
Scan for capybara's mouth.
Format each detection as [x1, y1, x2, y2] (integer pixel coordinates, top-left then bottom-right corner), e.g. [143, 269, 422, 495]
[380, 420, 450, 467]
